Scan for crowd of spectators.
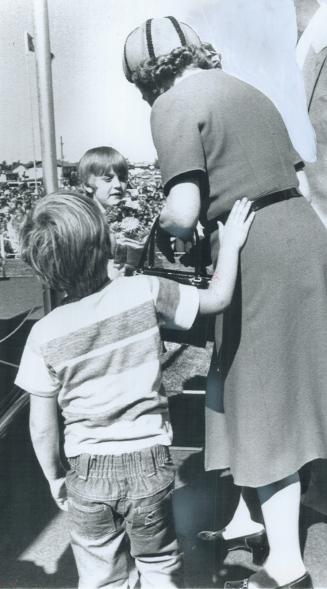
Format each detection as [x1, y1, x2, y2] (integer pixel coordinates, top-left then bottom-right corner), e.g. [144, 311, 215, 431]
[0, 186, 42, 255]
[0, 164, 164, 257]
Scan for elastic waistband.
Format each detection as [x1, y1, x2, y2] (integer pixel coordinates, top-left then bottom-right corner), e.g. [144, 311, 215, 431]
[207, 188, 302, 232]
[68, 444, 170, 480]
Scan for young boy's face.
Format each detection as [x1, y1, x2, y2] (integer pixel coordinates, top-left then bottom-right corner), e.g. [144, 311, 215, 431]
[87, 169, 127, 209]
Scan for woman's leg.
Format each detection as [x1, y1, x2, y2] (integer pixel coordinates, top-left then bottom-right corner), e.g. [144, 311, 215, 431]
[248, 473, 307, 588]
[221, 493, 264, 539]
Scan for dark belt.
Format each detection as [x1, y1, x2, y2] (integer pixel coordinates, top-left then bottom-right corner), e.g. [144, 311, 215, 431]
[206, 188, 302, 232]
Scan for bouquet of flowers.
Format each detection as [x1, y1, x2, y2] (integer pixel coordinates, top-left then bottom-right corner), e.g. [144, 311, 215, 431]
[105, 189, 164, 272]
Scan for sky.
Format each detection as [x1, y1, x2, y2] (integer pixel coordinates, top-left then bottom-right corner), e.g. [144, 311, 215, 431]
[0, 0, 316, 165]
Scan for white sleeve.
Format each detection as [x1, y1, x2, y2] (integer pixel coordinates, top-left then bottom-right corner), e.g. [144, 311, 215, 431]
[15, 332, 60, 398]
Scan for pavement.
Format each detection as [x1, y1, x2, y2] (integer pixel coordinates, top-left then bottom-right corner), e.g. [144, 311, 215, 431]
[0, 410, 327, 589]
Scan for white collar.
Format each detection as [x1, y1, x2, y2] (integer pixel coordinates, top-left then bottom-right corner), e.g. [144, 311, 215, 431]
[174, 67, 206, 86]
[300, 5, 327, 53]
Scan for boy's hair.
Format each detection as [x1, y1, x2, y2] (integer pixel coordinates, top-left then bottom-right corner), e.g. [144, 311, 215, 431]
[20, 191, 111, 297]
[78, 146, 129, 187]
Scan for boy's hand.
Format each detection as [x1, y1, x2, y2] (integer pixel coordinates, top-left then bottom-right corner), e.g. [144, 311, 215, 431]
[49, 476, 68, 512]
[218, 198, 255, 250]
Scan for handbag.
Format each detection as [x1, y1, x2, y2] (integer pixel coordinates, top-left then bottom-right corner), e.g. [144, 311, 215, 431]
[136, 217, 214, 347]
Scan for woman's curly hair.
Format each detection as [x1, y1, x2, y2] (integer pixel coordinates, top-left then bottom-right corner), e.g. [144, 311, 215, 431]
[132, 43, 221, 102]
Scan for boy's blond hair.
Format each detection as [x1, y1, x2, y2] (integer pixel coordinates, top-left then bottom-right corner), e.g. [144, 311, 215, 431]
[78, 146, 129, 189]
[20, 191, 111, 297]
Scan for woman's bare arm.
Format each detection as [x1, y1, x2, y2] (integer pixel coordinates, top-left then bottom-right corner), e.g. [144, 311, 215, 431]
[159, 178, 201, 240]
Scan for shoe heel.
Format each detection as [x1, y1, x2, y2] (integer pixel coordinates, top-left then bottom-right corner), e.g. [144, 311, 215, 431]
[251, 539, 269, 566]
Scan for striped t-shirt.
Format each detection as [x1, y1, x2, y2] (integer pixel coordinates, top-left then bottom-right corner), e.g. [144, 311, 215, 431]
[15, 275, 199, 457]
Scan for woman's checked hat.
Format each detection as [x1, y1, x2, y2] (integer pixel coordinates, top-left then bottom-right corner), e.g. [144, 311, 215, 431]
[123, 16, 202, 81]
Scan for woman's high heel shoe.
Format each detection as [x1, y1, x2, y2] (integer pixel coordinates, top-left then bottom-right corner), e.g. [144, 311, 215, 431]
[224, 572, 313, 589]
[197, 528, 269, 566]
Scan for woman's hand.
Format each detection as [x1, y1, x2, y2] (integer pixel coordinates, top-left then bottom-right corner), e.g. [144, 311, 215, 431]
[218, 198, 255, 250]
[156, 223, 175, 263]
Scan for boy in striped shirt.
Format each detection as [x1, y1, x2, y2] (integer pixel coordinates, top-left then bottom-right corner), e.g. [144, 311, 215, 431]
[15, 192, 254, 589]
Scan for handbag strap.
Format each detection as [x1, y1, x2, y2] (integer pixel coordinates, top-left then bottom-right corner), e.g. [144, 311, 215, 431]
[137, 216, 203, 276]
[137, 217, 159, 270]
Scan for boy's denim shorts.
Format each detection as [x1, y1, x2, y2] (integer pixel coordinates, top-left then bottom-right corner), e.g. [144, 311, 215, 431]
[66, 444, 183, 589]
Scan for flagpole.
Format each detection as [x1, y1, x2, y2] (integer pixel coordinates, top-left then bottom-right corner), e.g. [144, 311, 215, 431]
[32, 0, 58, 313]
[24, 45, 38, 195]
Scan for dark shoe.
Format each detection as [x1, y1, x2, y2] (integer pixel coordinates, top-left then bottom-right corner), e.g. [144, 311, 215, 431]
[224, 572, 313, 589]
[198, 528, 269, 566]
[278, 573, 313, 589]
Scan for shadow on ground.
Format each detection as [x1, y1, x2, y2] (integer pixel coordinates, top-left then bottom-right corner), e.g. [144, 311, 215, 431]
[1, 411, 327, 588]
[0, 408, 77, 588]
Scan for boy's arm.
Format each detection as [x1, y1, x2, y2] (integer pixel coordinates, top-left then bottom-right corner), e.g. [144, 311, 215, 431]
[29, 395, 68, 511]
[199, 199, 255, 315]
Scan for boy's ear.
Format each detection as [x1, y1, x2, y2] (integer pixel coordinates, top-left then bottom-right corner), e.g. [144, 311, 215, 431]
[83, 184, 94, 196]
